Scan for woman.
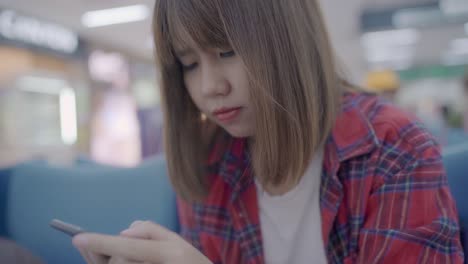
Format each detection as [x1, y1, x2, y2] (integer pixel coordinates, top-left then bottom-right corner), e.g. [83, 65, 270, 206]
[73, 0, 463, 263]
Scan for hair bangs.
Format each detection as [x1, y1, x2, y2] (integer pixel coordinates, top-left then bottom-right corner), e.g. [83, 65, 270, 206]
[165, 0, 230, 54]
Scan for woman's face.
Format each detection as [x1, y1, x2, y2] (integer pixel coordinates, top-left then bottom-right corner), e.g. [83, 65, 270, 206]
[175, 40, 255, 138]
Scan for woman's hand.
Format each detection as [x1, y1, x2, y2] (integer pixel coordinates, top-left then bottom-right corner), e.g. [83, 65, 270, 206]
[72, 221, 212, 264]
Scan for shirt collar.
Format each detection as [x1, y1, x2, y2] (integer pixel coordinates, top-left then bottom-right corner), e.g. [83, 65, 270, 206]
[214, 92, 380, 198]
[327, 92, 379, 163]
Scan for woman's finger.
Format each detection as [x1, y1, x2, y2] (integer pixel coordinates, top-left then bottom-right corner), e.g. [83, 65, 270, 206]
[109, 256, 143, 264]
[88, 253, 110, 264]
[129, 220, 145, 229]
[74, 237, 112, 264]
[77, 248, 95, 264]
[120, 221, 174, 240]
[73, 233, 175, 262]
[77, 248, 109, 264]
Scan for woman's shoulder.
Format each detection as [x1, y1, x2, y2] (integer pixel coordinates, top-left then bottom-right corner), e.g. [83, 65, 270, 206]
[330, 91, 444, 202]
[340, 91, 440, 160]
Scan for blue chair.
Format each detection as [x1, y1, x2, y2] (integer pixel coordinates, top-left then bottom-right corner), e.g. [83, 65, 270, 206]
[2, 155, 178, 264]
[443, 142, 468, 258]
[2, 143, 464, 263]
[0, 166, 13, 238]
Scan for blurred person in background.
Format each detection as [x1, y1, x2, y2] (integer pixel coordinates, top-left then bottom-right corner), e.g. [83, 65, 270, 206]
[90, 86, 141, 167]
[73, 0, 463, 263]
[89, 52, 142, 167]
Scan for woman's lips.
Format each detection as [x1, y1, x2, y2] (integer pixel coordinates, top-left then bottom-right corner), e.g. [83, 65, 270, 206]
[213, 107, 242, 123]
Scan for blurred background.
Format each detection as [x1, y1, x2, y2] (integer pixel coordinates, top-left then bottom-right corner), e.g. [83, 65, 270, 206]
[0, 1, 468, 263]
[0, 0, 466, 167]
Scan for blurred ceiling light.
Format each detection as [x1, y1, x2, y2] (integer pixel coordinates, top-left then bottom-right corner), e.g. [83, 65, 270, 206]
[59, 87, 77, 145]
[391, 60, 414, 71]
[367, 59, 413, 72]
[365, 44, 414, 71]
[82, 5, 149, 28]
[361, 29, 420, 48]
[365, 45, 414, 63]
[17, 76, 66, 95]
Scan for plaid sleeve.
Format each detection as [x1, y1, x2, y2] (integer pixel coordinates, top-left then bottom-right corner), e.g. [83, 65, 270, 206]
[177, 197, 203, 251]
[357, 127, 464, 263]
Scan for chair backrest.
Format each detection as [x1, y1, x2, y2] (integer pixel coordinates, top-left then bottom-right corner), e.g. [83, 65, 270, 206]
[0, 238, 45, 264]
[443, 143, 468, 257]
[5, 156, 178, 264]
[0, 166, 13, 237]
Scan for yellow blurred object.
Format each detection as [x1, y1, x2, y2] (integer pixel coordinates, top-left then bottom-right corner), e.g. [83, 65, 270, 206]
[0, 47, 71, 84]
[365, 70, 400, 93]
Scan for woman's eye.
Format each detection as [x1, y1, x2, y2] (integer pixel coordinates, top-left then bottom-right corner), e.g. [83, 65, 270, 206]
[219, 50, 235, 58]
[182, 62, 198, 71]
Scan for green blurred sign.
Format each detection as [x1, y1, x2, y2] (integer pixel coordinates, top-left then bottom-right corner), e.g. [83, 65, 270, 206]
[398, 65, 467, 81]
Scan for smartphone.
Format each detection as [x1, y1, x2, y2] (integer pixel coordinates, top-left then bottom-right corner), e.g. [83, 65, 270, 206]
[50, 219, 86, 237]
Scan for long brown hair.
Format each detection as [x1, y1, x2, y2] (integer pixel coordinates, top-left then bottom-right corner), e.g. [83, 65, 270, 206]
[153, 0, 342, 201]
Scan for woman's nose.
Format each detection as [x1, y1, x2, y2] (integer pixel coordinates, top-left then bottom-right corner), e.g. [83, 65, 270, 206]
[201, 64, 231, 97]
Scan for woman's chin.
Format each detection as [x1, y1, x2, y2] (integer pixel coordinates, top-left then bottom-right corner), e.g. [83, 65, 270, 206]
[223, 125, 253, 138]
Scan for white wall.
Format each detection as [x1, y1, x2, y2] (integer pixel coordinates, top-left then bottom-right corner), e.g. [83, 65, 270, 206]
[319, 0, 367, 84]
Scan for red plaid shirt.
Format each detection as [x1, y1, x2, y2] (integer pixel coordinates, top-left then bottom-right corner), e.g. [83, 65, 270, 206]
[177, 92, 463, 263]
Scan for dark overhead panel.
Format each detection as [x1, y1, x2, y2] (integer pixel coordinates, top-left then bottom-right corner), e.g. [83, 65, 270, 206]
[360, 1, 468, 32]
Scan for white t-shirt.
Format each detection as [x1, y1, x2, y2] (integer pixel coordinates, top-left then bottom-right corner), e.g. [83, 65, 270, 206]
[256, 151, 327, 264]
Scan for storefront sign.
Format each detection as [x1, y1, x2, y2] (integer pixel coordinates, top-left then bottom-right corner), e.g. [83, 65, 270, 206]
[0, 9, 81, 56]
